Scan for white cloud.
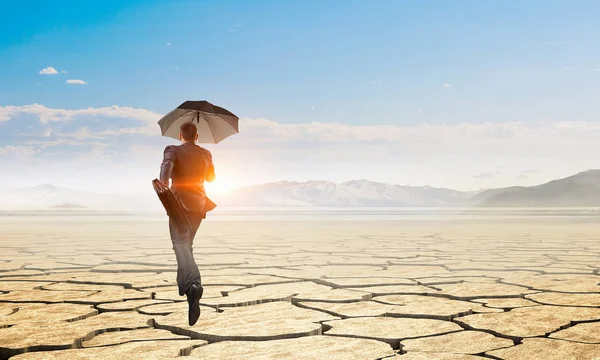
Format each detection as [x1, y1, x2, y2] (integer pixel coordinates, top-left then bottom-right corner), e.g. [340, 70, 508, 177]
[61, 70, 67, 74]
[0, 145, 38, 157]
[0, 103, 161, 124]
[0, 107, 14, 122]
[235, 118, 540, 144]
[66, 79, 87, 85]
[39, 67, 58, 75]
[3, 103, 600, 192]
[24, 138, 106, 149]
[443, 84, 452, 87]
[54, 127, 105, 139]
[5, 103, 599, 149]
[98, 127, 155, 136]
[0, 103, 559, 147]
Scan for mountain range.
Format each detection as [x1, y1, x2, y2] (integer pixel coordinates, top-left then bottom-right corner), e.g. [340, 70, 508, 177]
[218, 180, 480, 207]
[2, 170, 600, 210]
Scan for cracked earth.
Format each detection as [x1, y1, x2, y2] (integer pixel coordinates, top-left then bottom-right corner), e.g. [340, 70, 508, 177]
[2, 215, 600, 359]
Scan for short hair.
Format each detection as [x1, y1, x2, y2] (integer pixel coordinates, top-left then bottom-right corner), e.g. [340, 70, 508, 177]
[180, 122, 198, 141]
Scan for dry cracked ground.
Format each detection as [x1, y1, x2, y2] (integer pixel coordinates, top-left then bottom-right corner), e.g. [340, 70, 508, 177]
[2, 214, 600, 359]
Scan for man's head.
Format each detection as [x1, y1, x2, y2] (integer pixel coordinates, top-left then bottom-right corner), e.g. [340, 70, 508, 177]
[179, 122, 199, 143]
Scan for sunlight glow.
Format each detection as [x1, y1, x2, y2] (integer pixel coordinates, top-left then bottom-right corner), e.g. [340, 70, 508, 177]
[205, 178, 237, 195]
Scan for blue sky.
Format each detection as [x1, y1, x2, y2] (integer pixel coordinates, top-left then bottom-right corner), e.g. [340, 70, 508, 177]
[2, 0, 600, 194]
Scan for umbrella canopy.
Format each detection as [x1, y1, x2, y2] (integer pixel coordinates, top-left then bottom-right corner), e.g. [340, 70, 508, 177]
[158, 100, 239, 143]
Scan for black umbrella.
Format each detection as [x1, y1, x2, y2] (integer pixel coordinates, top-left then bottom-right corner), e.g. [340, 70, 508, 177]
[157, 100, 239, 143]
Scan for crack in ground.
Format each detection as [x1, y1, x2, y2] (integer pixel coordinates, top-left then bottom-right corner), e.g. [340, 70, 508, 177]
[0, 317, 155, 360]
[323, 329, 463, 351]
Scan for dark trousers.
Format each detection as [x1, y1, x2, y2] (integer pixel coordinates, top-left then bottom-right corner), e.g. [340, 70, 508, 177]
[169, 211, 204, 296]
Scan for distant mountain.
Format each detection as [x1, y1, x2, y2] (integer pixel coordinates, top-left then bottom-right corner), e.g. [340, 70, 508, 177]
[467, 186, 526, 206]
[220, 170, 600, 208]
[477, 170, 600, 207]
[218, 179, 473, 207]
[4, 170, 600, 210]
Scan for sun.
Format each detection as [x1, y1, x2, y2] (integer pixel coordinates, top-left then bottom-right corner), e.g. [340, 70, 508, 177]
[204, 178, 236, 195]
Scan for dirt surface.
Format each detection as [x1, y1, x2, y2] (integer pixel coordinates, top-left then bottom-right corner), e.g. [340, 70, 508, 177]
[1, 215, 600, 359]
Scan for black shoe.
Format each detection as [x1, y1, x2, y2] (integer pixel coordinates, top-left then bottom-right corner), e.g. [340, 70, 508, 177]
[186, 284, 204, 326]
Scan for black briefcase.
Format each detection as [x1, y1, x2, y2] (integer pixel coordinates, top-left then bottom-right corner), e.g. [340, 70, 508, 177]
[152, 179, 191, 234]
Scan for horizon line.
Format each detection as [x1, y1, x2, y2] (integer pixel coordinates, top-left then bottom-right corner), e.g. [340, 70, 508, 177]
[3, 168, 598, 195]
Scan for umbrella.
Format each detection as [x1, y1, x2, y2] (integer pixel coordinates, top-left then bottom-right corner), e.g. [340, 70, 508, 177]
[157, 100, 239, 143]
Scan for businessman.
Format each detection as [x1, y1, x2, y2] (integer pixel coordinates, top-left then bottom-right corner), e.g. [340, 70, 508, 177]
[160, 121, 216, 326]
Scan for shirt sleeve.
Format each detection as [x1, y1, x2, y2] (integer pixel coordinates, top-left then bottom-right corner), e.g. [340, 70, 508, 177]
[159, 146, 177, 186]
[204, 150, 216, 182]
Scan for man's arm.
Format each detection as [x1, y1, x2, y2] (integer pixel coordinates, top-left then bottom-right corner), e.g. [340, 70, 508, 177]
[205, 151, 216, 183]
[160, 146, 177, 187]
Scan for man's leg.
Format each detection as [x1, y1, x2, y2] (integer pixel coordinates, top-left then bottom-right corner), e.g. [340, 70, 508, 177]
[187, 212, 204, 285]
[169, 214, 202, 296]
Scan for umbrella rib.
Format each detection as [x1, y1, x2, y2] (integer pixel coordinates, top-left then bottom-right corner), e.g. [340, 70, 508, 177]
[199, 111, 218, 143]
[160, 110, 195, 135]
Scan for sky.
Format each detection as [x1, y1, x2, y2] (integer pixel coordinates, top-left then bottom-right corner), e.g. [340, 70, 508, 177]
[2, 0, 600, 195]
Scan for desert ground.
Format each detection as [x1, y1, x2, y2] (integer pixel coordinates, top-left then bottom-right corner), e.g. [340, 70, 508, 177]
[1, 212, 600, 359]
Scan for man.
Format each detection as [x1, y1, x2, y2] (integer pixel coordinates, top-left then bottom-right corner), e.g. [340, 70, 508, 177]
[159, 121, 216, 326]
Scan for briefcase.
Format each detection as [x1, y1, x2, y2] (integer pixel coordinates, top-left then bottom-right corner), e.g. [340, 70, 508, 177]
[152, 179, 192, 234]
